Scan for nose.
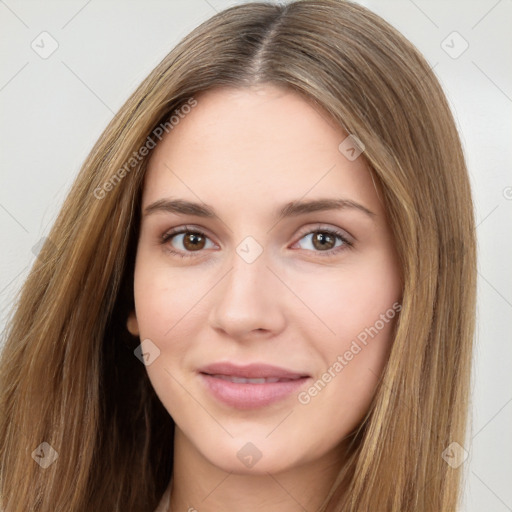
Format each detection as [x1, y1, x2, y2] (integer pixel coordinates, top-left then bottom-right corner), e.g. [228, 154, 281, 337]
[208, 246, 287, 340]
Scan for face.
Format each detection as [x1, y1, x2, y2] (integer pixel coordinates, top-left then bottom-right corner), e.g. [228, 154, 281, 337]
[128, 84, 402, 475]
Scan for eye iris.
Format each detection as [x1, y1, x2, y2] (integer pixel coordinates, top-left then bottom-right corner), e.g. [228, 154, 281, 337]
[312, 232, 335, 250]
[183, 232, 205, 251]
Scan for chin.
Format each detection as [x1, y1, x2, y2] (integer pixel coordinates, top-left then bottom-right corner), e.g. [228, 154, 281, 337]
[195, 435, 309, 476]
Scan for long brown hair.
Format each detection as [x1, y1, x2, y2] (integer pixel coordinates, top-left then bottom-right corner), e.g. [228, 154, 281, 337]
[0, 1, 477, 510]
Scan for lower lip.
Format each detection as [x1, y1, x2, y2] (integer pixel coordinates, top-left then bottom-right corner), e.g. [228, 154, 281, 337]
[199, 373, 310, 409]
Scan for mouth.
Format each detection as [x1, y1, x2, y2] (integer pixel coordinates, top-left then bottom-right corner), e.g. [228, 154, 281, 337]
[205, 375, 301, 384]
[198, 362, 311, 409]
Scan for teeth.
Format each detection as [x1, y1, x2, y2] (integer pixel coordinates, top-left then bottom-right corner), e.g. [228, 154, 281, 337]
[211, 375, 289, 384]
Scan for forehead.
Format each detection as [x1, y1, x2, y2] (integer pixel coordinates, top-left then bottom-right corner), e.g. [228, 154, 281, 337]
[142, 85, 381, 218]
[150, 84, 345, 164]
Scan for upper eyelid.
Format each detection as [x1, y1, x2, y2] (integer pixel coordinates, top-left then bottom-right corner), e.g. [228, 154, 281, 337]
[294, 224, 352, 240]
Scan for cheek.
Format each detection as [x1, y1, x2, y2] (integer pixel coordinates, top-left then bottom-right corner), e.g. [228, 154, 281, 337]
[292, 258, 400, 414]
[132, 259, 202, 420]
[132, 251, 204, 340]
[319, 316, 396, 431]
[291, 255, 401, 346]
[131, 253, 216, 394]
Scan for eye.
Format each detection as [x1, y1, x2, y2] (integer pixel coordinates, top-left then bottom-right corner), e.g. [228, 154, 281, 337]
[160, 225, 353, 259]
[292, 226, 353, 257]
[161, 225, 216, 258]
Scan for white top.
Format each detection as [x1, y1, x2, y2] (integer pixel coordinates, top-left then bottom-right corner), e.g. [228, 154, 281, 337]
[153, 484, 171, 512]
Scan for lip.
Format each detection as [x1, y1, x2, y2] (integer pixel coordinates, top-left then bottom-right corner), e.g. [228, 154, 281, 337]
[198, 362, 310, 409]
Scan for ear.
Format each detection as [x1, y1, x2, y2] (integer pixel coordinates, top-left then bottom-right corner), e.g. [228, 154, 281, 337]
[126, 310, 140, 336]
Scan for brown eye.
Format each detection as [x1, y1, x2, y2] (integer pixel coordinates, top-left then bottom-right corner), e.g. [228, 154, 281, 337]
[294, 227, 353, 257]
[161, 227, 215, 258]
[311, 232, 336, 251]
[182, 232, 207, 251]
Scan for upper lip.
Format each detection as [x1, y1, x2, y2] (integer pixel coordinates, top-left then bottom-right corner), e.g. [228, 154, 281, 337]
[198, 362, 309, 380]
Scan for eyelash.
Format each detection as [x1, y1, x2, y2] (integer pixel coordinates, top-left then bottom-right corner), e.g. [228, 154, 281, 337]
[160, 224, 353, 259]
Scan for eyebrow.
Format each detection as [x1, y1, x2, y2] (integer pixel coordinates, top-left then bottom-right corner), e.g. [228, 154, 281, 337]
[144, 197, 376, 220]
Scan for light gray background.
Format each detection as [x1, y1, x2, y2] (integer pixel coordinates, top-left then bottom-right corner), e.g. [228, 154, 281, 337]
[1, 0, 511, 510]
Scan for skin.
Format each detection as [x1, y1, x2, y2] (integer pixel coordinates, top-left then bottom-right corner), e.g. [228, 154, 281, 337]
[127, 84, 402, 511]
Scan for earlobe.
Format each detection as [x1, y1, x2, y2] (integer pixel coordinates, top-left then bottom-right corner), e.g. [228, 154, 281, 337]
[126, 311, 140, 336]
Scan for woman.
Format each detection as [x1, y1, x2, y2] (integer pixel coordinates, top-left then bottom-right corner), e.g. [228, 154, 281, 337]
[0, 1, 476, 511]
